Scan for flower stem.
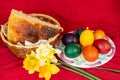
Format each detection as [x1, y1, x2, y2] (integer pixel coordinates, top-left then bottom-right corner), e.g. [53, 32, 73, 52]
[58, 60, 101, 80]
[96, 67, 120, 73]
[58, 65, 94, 80]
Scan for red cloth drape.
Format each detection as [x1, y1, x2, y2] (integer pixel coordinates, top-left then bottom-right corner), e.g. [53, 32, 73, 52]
[0, 0, 120, 80]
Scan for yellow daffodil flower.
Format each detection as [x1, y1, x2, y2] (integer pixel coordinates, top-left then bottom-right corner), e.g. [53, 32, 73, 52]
[23, 51, 40, 74]
[23, 43, 61, 80]
[36, 43, 61, 66]
[39, 61, 60, 80]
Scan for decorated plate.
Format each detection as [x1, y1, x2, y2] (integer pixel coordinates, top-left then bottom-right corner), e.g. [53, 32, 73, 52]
[55, 31, 116, 68]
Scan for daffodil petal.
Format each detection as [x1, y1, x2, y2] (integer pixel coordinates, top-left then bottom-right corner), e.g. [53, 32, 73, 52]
[50, 64, 60, 74]
[39, 72, 44, 78]
[40, 60, 46, 66]
[50, 56, 58, 63]
[28, 70, 35, 74]
[44, 71, 51, 80]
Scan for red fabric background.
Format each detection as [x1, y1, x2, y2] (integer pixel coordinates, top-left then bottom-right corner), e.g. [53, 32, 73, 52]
[0, 0, 120, 80]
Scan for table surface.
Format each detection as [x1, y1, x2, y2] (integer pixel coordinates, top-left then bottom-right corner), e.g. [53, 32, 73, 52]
[0, 0, 120, 80]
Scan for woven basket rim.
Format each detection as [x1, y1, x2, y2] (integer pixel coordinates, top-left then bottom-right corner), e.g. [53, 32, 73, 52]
[1, 28, 39, 48]
[29, 13, 63, 31]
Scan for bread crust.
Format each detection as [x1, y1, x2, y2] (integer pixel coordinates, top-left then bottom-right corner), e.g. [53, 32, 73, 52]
[7, 9, 63, 44]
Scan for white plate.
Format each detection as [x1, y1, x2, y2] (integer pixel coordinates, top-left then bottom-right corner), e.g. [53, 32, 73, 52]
[55, 31, 116, 68]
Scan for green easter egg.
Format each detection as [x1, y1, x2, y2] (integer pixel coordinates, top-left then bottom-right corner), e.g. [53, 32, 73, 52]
[64, 43, 81, 58]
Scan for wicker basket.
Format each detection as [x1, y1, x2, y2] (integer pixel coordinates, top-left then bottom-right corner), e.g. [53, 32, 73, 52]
[1, 14, 63, 58]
